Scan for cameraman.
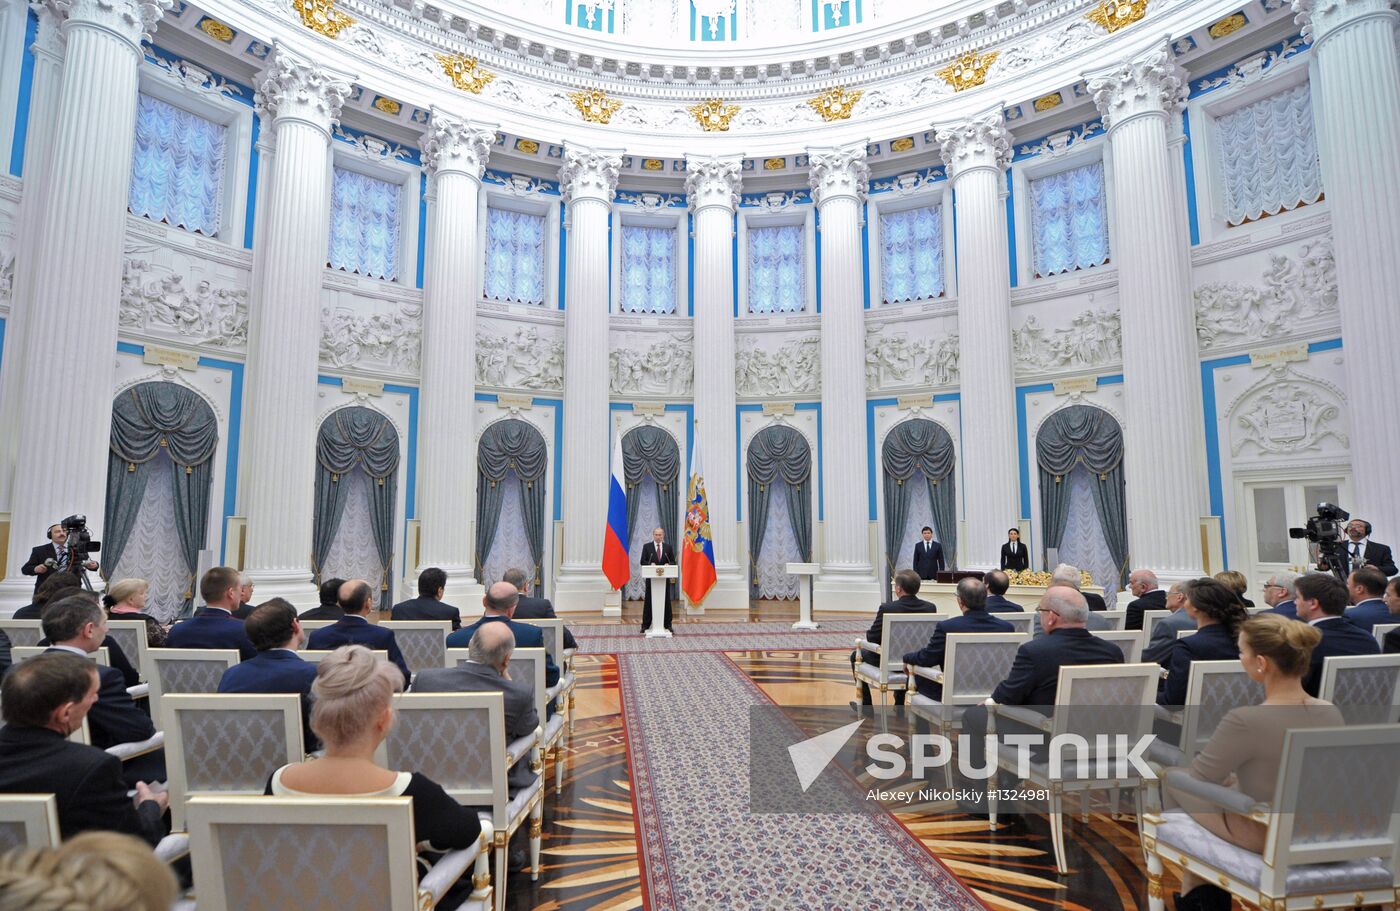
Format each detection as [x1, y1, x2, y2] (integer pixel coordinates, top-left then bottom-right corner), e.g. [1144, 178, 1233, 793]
[1318, 519, 1397, 577]
[21, 523, 98, 593]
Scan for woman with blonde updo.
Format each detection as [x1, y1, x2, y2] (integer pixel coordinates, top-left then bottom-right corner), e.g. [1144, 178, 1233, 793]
[1213, 569, 1254, 607]
[0, 831, 178, 911]
[103, 579, 168, 648]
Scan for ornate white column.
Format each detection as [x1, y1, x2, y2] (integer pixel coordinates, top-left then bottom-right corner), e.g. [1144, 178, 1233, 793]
[808, 143, 880, 602]
[553, 144, 621, 613]
[415, 111, 496, 604]
[1, 0, 170, 608]
[1088, 44, 1205, 580]
[1294, 0, 1400, 537]
[684, 155, 746, 610]
[935, 111, 1020, 571]
[238, 51, 350, 608]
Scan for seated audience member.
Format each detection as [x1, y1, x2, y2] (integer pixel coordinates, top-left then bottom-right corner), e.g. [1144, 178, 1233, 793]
[503, 567, 578, 651]
[11, 570, 81, 619]
[449, 582, 560, 688]
[1143, 582, 1195, 665]
[307, 580, 411, 685]
[165, 567, 256, 660]
[1261, 571, 1301, 620]
[0, 653, 168, 845]
[1032, 564, 1111, 638]
[1343, 566, 1391, 633]
[1383, 578, 1400, 654]
[0, 629, 8, 675]
[232, 573, 256, 620]
[983, 570, 1022, 614]
[850, 569, 937, 706]
[0, 831, 179, 911]
[1213, 570, 1254, 608]
[1164, 614, 1343, 911]
[300, 576, 347, 621]
[218, 599, 319, 750]
[903, 578, 1014, 701]
[1124, 569, 1166, 630]
[414, 623, 540, 794]
[1295, 572, 1378, 696]
[103, 578, 167, 648]
[1160, 578, 1248, 706]
[41, 594, 164, 784]
[390, 567, 461, 629]
[267, 646, 482, 892]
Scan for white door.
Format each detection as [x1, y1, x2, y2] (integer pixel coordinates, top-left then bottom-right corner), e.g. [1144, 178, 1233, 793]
[1241, 477, 1347, 592]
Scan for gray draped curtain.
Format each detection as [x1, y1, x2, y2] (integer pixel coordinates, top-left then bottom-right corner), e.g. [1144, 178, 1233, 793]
[1036, 404, 1129, 586]
[746, 425, 812, 598]
[475, 419, 548, 592]
[105, 382, 219, 609]
[622, 426, 680, 547]
[313, 407, 400, 609]
[881, 418, 958, 597]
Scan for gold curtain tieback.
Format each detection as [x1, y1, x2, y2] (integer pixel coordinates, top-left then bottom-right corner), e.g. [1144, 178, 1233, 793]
[332, 473, 340, 482]
[127, 462, 136, 472]
[1055, 475, 1062, 483]
[158, 437, 168, 447]
[185, 465, 193, 475]
[377, 477, 384, 486]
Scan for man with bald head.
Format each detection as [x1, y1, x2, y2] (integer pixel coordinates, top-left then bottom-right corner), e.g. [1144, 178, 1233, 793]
[1124, 569, 1166, 630]
[306, 578, 411, 685]
[448, 581, 559, 687]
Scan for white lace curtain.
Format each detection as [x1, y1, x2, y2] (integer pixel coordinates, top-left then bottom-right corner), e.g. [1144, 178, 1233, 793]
[755, 480, 802, 600]
[481, 471, 535, 587]
[881, 205, 943, 304]
[747, 224, 805, 313]
[1055, 466, 1121, 596]
[328, 167, 401, 281]
[624, 476, 662, 600]
[128, 93, 227, 237]
[620, 225, 678, 314]
[108, 451, 194, 625]
[484, 207, 547, 305]
[320, 470, 386, 594]
[1216, 82, 1323, 226]
[1030, 160, 1110, 277]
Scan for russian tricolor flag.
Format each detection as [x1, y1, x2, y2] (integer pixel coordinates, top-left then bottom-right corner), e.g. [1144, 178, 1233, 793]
[601, 430, 630, 591]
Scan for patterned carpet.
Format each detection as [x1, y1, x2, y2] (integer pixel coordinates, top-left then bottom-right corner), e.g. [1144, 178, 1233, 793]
[574, 620, 867, 655]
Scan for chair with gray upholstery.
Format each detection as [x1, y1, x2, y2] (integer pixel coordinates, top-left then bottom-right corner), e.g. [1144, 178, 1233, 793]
[853, 615, 943, 709]
[1142, 724, 1400, 911]
[1092, 629, 1145, 663]
[13, 646, 109, 666]
[0, 620, 44, 647]
[1097, 609, 1128, 631]
[104, 619, 151, 682]
[0, 794, 59, 853]
[906, 633, 1021, 785]
[297, 649, 389, 664]
[1140, 610, 1171, 643]
[379, 620, 451, 675]
[148, 648, 241, 721]
[515, 618, 576, 732]
[1148, 660, 1264, 770]
[1372, 622, 1399, 652]
[505, 647, 566, 795]
[1317, 653, 1400, 725]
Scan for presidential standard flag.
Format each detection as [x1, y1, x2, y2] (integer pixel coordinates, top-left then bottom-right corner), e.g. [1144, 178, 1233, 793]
[681, 431, 717, 605]
[602, 430, 630, 591]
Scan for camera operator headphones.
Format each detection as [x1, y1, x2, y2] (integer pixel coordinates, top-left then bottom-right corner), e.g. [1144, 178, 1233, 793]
[46, 524, 61, 540]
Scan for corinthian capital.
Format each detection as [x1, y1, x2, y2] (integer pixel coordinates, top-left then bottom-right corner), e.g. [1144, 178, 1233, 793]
[807, 142, 869, 206]
[559, 144, 623, 205]
[685, 155, 743, 213]
[421, 110, 497, 179]
[1085, 43, 1186, 132]
[254, 47, 354, 137]
[50, 0, 172, 49]
[934, 109, 1011, 180]
[1293, 0, 1396, 45]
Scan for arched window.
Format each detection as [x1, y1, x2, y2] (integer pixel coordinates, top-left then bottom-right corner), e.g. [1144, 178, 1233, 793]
[746, 425, 813, 600]
[313, 407, 400, 609]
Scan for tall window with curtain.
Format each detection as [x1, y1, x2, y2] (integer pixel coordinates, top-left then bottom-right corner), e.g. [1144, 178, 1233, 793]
[1216, 82, 1323, 226]
[328, 167, 401, 281]
[620, 224, 678, 314]
[128, 93, 228, 237]
[1029, 160, 1110, 278]
[880, 205, 944, 304]
[484, 206, 547, 305]
[747, 223, 805, 313]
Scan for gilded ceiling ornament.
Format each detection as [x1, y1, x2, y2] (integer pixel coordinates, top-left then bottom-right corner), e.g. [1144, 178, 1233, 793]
[688, 98, 740, 132]
[807, 86, 863, 122]
[436, 53, 496, 94]
[1033, 92, 1063, 111]
[292, 0, 354, 38]
[1208, 12, 1247, 38]
[764, 157, 786, 170]
[642, 158, 664, 170]
[936, 50, 1000, 92]
[568, 88, 623, 124]
[373, 96, 401, 114]
[890, 137, 914, 152]
[1086, 0, 1148, 34]
[198, 17, 234, 41]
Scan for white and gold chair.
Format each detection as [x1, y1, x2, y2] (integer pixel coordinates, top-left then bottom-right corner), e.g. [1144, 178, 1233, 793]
[1092, 629, 1145, 663]
[12, 645, 109, 665]
[185, 795, 492, 911]
[1317, 652, 1400, 725]
[1148, 659, 1263, 769]
[853, 614, 944, 709]
[11, 647, 163, 763]
[1097, 609, 1128, 630]
[104, 619, 151, 683]
[998, 613, 1035, 636]
[1372, 622, 1399, 651]
[505, 647, 567, 795]
[379, 620, 451, 675]
[906, 632, 1022, 786]
[0, 620, 45, 647]
[147, 648, 240, 721]
[516, 617, 576, 732]
[297, 648, 389, 664]
[1140, 610, 1172, 643]
[296, 620, 337, 635]
[0, 794, 59, 852]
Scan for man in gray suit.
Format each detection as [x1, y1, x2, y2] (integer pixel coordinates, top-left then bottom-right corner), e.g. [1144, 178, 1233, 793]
[1031, 564, 1112, 639]
[412, 622, 539, 793]
[1143, 582, 1195, 665]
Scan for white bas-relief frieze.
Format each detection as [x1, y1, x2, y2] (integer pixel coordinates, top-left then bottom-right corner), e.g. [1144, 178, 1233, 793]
[319, 301, 422, 373]
[864, 327, 959, 390]
[735, 335, 820, 397]
[1012, 308, 1121, 374]
[1195, 235, 1337, 349]
[1229, 365, 1349, 458]
[119, 256, 248, 348]
[609, 332, 693, 396]
[475, 324, 564, 391]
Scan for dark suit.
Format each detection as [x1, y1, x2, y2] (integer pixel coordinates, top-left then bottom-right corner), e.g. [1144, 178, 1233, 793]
[0, 727, 166, 846]
[1329, 540, 1399, 577]
[1384, 627, 1400, 655]
[298, 603, 345, 622]
[42, 648, 164, 785]
[1143, 609, 1197, 665]
[1265, 599, 1298, 620]
[1124, 589, 1167, 631]
[20, 543, 69, 593]
[307, 615, 411, 685]
[985, 594, 1022, 614]
[639, 540, 676, 632]
[40, 635, 141, 688]
[912, 539, 945, 580]
[390, 596, 461, 630]
[513, 594, 578, 651]
[232, 601, 255, 620]
[852, 594, 937, 705]
[1303, 616, 1380, 696]
[449, 615, 559, 687]
[999, 541, 1029, 572]
[1160, 623, 1240, 706]
[412, 661, 540, 793]
[0, 629, 9, 675]
[1344, 599, 1392, 634]
[903, 610, 1015, 700]
[166, 607, 256, 660]
[218, 649, 320, 751]
[1084, 591, 1108, 612]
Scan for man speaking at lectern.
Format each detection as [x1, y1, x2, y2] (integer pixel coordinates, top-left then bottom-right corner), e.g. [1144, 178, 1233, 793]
[640, 527, 675, 633]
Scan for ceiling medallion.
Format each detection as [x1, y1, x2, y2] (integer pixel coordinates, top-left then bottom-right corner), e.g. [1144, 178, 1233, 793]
[1086, 0, 1148, 34]
[937, 50, 1000, 92]
[292, 0, 354, 39]
[1208, 12, 1247, 38]
[807, 86, 863, 122]
[436, 53, 496, 94]
[1033, 92, 1063, 111]
[890, 136, 915, 152]
[642, 158, 664, 170]
[568, 88, 624, 124]
[373, 96, 402, 115]
[197, 17, 234, 41]
[764, 157, 786, 170]
[688, 97, 740, 132]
